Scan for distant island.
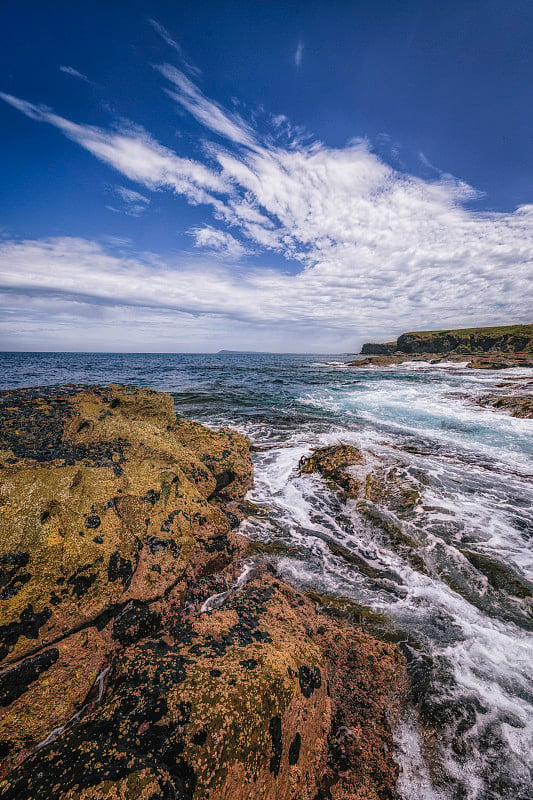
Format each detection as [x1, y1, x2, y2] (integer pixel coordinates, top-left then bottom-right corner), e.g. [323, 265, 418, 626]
[217, 350, 270, 354]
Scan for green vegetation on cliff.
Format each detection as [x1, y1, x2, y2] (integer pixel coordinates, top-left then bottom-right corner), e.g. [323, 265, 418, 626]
[361, 323, 533, 356]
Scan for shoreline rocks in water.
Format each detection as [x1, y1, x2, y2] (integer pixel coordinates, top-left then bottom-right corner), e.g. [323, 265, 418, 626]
[476, 378, 533, 418]
[0, 385, 407, 800]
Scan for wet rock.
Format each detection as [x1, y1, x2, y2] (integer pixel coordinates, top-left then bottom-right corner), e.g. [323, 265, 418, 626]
[363, 465, 421, 515]
[301, 443, 421, 519]
[300, 444, 364, 497]
[476, 392, 533, 419]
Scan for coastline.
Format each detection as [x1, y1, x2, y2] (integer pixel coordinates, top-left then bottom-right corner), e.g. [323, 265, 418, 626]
[0, 384, 407, 800]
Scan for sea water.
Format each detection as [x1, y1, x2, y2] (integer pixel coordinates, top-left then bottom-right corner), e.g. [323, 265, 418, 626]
[1, 352, 532, 799]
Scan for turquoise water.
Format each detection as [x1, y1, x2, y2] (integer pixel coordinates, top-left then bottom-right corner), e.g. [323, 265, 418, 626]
[1, 352, 532, 799]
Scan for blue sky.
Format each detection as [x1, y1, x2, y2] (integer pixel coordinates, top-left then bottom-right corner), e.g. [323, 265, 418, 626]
[1, 0, 532, 351]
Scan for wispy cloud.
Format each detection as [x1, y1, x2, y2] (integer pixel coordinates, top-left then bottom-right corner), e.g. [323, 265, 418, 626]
[1, 67, 532, 350]
[0, 93, 227, 207]
[157, 64, 257, 148]
[59, 65, 92, 84]
[294, 41, 304, 68]
[107, 185, 150, 216]
[148, 18, 202, 77]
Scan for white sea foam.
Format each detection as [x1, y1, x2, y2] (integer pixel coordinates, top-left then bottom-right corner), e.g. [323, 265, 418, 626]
[240, 363, 533, 798]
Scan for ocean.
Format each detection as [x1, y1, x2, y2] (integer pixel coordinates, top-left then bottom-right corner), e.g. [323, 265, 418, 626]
[1, 351, 532, 799]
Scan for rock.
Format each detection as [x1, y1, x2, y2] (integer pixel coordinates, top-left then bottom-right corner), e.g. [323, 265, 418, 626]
[347, 356, 404, 367]
[363, 466, 422, 515]
[0, 387, 407, 800]
[360, 343, 397, 355]
[300, 444, 421, 516]
[355, 324, 533, 368]
[395, 325, 533, 356]
[476, 394, 533, 418]
[299, 444, 365, 498]
[0, 385, 252, 776]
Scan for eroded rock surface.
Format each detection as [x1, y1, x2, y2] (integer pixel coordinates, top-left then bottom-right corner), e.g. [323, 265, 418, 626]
[300, 444, 421, 516]
[359, 324, 533, 358]
[0, 386, 406, 800]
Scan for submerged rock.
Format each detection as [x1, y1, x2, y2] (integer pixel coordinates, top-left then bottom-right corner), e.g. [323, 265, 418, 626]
[0, 386, 407, 800]
[476, 392, 533, 419]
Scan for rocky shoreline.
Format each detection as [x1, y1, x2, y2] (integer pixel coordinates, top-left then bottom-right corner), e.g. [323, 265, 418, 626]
[347, 324, 533, 419]
[0, 385, 407, 800]
[351, 323, 533, 375]
[348, 352, 533, 371]
[345, 356, 533, 418]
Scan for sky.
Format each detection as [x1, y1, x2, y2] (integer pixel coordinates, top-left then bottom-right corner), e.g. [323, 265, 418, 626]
[1, 0, 532, 353]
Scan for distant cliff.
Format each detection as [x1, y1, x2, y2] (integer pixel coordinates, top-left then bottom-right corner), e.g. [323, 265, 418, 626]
[360, 341, 397, 355]
[361, 324, 533, 356]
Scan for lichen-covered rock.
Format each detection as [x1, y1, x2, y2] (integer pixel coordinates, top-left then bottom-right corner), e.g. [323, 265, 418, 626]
[0, 569, 405, 800]
[0, 385, 252, 776]
[0, 387, 407, 800]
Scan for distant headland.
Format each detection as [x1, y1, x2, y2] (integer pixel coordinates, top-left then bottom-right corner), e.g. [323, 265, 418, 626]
[359, 323, 533, 357]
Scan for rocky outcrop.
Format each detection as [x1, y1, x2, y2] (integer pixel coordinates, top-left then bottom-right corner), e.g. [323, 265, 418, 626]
[299, 444, 365, 498]
[355, 324, 533, 368]
[300, 444, 421, 518]
[301, 443, 533, 632]
[0, 386, 407, 800]
[396, 325, 533, 355]
[360, 343, 397, 356]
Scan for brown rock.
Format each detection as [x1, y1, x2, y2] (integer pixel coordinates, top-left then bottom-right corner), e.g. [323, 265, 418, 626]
[299, 444, 365, 497]
[0, 387, 407, 800]
[476, 393, 533, 418]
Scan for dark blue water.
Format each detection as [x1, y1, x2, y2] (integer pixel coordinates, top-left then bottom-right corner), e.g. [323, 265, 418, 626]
[2, 352, 532, 799]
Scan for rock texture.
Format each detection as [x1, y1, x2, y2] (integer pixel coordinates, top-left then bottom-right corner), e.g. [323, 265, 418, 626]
[396, 325, 533, 355]
[300, 445, 421, 519]
[0, 386, 407, 800]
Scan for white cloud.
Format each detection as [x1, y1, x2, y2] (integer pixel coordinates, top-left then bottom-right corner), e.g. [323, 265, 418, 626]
[157, 64, 257, 148]
[59, 65, 91, 84]
[148, 18, 202, 77]
[190, 226, 250, 259]
[0, 93, 227, 208]
[294, 41, 304, 68]
[1, 70, 532, 351]
[112, 185, 150, 216]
